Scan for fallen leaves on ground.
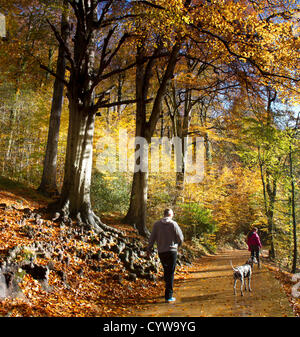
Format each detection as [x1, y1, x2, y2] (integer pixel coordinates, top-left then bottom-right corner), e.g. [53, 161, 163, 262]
[266, 264, 300, 317]
[0, 188, 198, 317]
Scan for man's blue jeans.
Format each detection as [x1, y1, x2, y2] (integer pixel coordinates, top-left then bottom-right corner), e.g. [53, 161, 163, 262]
[158, 251, 177, 300]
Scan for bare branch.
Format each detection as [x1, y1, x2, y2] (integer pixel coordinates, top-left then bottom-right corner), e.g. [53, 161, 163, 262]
[46, 18, 75, 71]
[98, 26, 118, 75]
[190, 23, 300, 83]
[104, 32, 131, 69]
[40, 64, 69, 87]
[96, 0, 114, 27]
[137, 0, 165, 10]
[97, 97, 152, 109]
[96, 14, 139, 29]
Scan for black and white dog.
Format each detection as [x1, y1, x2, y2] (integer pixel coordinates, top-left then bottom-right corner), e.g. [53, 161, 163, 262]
[230, 257, 257, 296]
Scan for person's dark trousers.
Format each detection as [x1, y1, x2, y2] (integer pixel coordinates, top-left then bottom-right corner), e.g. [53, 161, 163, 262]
[158, 251, 177, 300]
[250, 245, 260, 266]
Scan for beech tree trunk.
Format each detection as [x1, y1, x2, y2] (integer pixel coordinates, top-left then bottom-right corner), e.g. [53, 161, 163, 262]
[289, 145, 297, 273]
[123, 46, 150, 236]
[124, 42, 181, 236]
[52, 96, 118, 234]
[38, 1, 69, 196]
[204, 132, 212, 174]
[265, 88, 277, 260]
[266, 171, 277, 260]
[47, 0, 124, 234]
[125, 171, 149, 236]
[53, 1, 98, 230]
[58, 100, 100, 230]
[175, 89, 191, 193]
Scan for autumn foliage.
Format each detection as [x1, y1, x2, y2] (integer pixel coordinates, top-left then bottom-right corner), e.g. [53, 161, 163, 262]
[0, 0, 299, 317]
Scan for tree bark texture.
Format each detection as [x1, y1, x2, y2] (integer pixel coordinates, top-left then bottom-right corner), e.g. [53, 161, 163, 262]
[289, 145, 298, 273]
[124, 42, 181, 236]
[39, 1, 69, 196]
[47, 0, 122, 234]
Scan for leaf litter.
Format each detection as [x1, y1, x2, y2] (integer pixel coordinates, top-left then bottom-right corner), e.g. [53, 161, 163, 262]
[0, 188, 197, 317]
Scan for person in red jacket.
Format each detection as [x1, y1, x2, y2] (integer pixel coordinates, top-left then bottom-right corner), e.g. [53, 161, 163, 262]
[246, 227, 262, 268]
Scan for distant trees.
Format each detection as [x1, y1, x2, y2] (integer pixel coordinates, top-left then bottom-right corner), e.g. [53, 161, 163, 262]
[231, 86, 299, 270]
[122, 0, 299, 238]
[0, 0, 57, 183]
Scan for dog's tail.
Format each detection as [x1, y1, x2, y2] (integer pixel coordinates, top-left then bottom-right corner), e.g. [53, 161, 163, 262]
[230, 260, 238, 271]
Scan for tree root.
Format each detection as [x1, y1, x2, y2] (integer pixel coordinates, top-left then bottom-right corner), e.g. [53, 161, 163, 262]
[77, 209, 121, 236]
[47, 200, 122, 236]
[122, 213, 150, 238]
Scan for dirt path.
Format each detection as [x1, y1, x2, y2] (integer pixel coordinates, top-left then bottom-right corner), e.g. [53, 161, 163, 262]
[133, 250, 294, 317]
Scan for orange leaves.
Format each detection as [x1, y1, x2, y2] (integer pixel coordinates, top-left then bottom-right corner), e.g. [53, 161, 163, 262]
[267, 265, 300, 317]
[1, 183, 198, 317]
[19, 274, 44, 299]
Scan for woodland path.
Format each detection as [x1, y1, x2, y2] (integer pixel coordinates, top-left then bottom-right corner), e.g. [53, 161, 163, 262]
[132, 250, 294, 317]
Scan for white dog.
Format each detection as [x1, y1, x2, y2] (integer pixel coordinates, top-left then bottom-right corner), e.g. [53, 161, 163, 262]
[230, 257, 257, 296]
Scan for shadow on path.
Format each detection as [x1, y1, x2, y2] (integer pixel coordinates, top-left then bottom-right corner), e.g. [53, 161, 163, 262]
[132, 250, 294, 317]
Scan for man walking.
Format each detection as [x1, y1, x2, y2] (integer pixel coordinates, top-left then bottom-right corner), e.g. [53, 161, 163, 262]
[147, 208, 184, 303]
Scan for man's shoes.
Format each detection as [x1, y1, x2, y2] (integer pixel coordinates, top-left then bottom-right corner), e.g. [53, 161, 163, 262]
[165, 297, 176, 303]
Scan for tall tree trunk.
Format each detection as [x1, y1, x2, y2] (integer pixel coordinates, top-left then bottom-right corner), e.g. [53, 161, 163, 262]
[289, 145, 297, 273]
[45, 47, 55, 83]
[50, 0, 118, 234]
[265, 87, 277, 260]
[125, 171, 149, 235]
[266, 170, 277, 259]
[204, 132, 212, 174]
[117, 72, 125, 116]
[55, 97, 117, 234]
[124, 42, 180, 236]
[59, 100, 95, 222]
[258, 147, 277, 259]
[4, 91, 19, 165]
[45, 0, 132, 235]
[38, 1, 69, 196]
[258, 147, 268, 216]
[123, 46, 150, 236]
[175, 89, 191, 192]
[174, 120, 187, 197]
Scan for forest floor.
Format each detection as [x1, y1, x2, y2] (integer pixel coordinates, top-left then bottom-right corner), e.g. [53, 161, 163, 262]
[0, 176, 299, 317]
[0, 177, 201, 317]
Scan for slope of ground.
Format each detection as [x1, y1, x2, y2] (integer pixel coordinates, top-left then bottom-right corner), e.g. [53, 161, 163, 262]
[0, 177, 196, 317]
